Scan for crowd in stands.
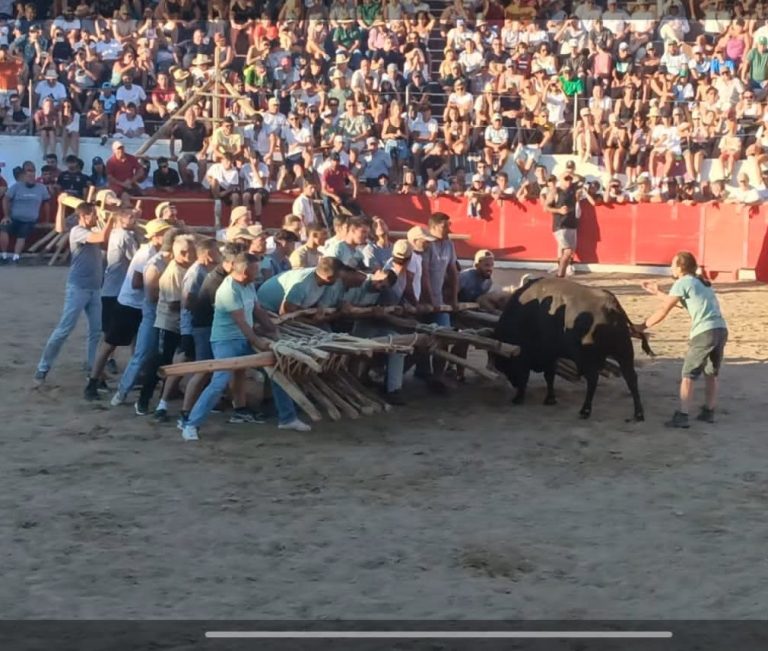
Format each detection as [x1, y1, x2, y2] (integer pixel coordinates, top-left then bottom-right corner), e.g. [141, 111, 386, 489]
[2, 0, 768, 214]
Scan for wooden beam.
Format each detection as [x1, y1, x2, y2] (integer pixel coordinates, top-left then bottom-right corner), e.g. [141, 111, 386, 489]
[160, 351, 275, 377]
[431, 348, 502, 381]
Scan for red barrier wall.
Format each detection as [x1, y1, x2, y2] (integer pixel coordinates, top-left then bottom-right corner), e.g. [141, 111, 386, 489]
[130, 191, 768, 282]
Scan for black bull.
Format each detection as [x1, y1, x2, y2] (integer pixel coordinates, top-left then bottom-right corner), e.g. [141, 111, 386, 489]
[493, 277, 654, 421]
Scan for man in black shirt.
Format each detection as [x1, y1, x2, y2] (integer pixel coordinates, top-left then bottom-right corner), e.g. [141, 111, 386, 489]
[152, 157, 181, 192]
[57, 155, 91, 199]
[544, 174, 579, 278]
[170, 108, 209, 186]
[513, 111, 544, 175]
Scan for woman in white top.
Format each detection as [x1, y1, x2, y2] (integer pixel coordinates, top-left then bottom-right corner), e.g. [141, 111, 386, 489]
[60, 98, 81, 157]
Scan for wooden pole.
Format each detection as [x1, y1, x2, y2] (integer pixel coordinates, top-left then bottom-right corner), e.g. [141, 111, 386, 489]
[213, 46, 221, 132]
[431, 348, 502, 381]
[159, 351, 275, 377]
[389, 231, 471, 241]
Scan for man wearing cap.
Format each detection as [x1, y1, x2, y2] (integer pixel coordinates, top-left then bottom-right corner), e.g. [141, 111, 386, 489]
[459, 250, 495, 303]
[544, 174, 579, 278]
[403, 225, 436, 307]
[134, 234, 197, 418]
[106, 141, 143, 196]
[217, 205, 251, 243]
[155, 200, 182, 226]
[337, 99, 371, 152]
[35, 203, 114, 384]
[34, 68, 67, 108]
[483, 113, 509, 167]
[602, 0, 629, 40]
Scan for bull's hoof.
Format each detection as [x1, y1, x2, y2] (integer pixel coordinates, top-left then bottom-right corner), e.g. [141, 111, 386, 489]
[579, 408, 591, 419]
[512, 393, 525, 405]
[543, 395, 557, 406]
[633, 412, 645, 422]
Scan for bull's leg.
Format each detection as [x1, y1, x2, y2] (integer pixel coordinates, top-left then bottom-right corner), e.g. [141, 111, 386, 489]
[543, 363, 557, 405]
[579, 365, 600, 419]
[511, 366, 530, 405]
[619, 357, 644, 422]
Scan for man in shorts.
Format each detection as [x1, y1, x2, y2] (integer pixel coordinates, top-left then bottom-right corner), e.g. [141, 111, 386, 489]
[0, 166, 50, 263]
[85, 219, 172, 400]
[544, 174, 579, 278]
[170, 108, 209, 186]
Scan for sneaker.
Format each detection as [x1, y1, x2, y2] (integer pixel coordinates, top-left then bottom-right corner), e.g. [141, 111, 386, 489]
[110, 391, 126, 407]
[278, 418, 312, 432]
[97, 379, 111, 393]
[228, 408, 266, 424]
[105, 358, 118, 375]
[665, 410, 690, 429]
[134, 401, 149, 416]
[33, 370, 47, 385]
[176, 411, 189, 431]
[84, 380, 100, 401]
[153, 408, 169, 423]
[696, 406, 715, 423]
[181, 425, 199, 441]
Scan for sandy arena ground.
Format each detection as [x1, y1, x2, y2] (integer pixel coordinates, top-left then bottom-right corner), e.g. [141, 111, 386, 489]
[1, 265, 767, 620]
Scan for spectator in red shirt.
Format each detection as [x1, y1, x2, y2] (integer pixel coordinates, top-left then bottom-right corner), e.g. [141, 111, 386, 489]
[321, 151, 359, 232]
[106, 141, 143, 197]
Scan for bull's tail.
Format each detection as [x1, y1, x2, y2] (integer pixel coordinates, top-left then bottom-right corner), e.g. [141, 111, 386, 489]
[612, 294, 656, 357]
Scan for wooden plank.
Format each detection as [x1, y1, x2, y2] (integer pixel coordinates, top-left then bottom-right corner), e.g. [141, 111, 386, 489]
[431, 348, 502, 381]
[48, 233, 70, 266]
[26, 228, 57, 253]
[303, 376, 342, 421]
[268, 368, 324, 422]
[309, 374, 360, 419]
[160, 351, 275, 377]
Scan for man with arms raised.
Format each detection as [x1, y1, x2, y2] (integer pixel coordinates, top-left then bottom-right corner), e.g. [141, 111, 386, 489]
[35, 203, 113, 383]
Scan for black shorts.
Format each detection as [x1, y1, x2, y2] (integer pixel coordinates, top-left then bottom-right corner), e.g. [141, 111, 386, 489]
[682, 328, 728, 379]
[244, 187, 270, 203]
[179, 334, 195, 360]
[101, 296, 118, 333]
[104, 303, 143, 346]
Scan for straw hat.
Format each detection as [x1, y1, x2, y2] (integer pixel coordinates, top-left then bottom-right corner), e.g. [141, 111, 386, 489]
[171, 68, 190, 82]
[192, 53, 211, 66]
[142, 219, 172, 237]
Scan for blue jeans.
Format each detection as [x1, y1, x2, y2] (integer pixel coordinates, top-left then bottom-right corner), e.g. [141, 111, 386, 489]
[192, 326, 213, 361]
[186, 338, 298, 428]
[37, 284, 101, 375]
[117, 303, 158, 397]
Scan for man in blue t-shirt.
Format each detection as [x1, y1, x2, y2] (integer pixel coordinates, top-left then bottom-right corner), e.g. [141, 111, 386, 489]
[181, 252, 312, 441]
[35, 203, 115, 383]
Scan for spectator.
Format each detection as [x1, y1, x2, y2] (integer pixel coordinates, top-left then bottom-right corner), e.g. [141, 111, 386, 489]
[321, 151, 359, 230]
[206, 153, 242, 207]
[170, 108, 209, 186]
[115, 102, 145, 139]
[106, 140, 142, 197]
[152, 157, 180, 192]
[34, 67, 67, 107]
[0, 165, 50, 263]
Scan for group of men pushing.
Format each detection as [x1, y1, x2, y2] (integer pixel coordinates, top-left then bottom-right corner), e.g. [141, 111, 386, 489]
[33, 198, 496, 442]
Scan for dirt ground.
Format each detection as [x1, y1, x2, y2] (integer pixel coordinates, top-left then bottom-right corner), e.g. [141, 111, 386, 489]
[1, 265, 767, 621]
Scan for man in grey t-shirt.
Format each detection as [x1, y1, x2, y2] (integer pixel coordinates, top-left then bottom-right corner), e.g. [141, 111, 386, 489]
[0, 169, 50, 263]
[101, 210, 139, 335]
[35, 203, 115, 383]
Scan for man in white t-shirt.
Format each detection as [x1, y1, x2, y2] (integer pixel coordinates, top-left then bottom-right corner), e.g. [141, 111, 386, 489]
[116, 74, 147, 110]
[115, 103, 146, 138]
[93, 29, 122, 62]
[240, 151, 270, 218]
[34, 69, 68, 107]
[291, 182, 320, 230]
[206, 153, 242, 205]
[447, 79, 474, 117]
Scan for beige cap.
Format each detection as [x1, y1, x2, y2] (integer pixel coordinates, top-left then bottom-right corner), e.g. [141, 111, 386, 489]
[154, 200, 172, 219]
[392, 239, 413, 260]
[226, 226, 256, 242]
[229, 205, 250, 225]
[247, 223, 266, 238]
[142, 219, 172, 237]
[473, 248, 494, 264]
[406, 225, 436, 244]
